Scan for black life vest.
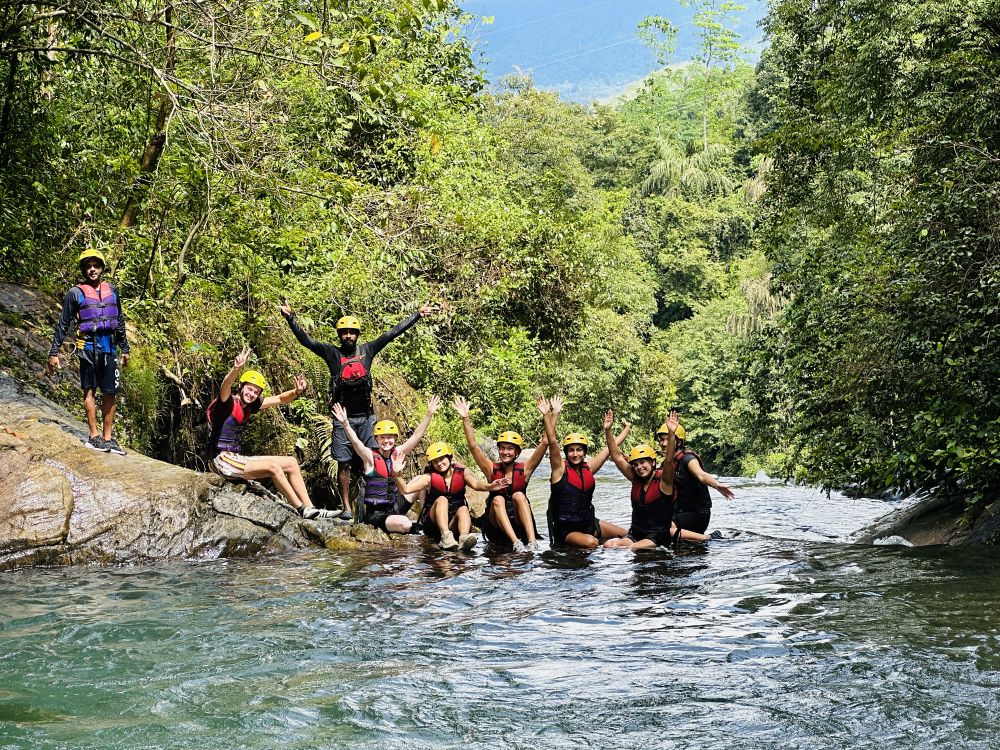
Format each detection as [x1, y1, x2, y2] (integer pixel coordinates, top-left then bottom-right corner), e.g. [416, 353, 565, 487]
[630, 468, 674, 537]
[490, 461, 527, 500]
[549, 463, 595, 523]
[673, 449, 712, 513]
[421, 465, 468, 519]
[365, 451, 399, 507]
[76, 282, 120, 335]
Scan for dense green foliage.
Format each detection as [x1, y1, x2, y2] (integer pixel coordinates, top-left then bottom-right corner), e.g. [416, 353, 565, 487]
[755, 0, 1000, 505]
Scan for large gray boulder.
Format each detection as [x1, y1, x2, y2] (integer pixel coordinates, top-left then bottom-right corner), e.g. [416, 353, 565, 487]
[0, 372, 406, 571]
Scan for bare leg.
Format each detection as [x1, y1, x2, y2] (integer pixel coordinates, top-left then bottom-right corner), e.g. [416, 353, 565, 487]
[430, 496, 450, 535]
[385, 515, 413, 533]
[274, 456, 312, 508]
[338, 462, 352, 514]
[599, 520, 628, 539]
[242, 457, 301, 508]
[83, 388, 99, 438]
[563, 532, 599, 550]
[603, 537, 633, 549]
[675, 524, 710, 543]
[511, 493, 536, 544]
[489, 496, 519, 545]
[455, 506, 471, 536]
[100, 393, 116, 440]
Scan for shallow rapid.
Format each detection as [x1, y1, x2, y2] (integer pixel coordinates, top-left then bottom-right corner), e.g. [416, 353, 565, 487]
[3, 470, 1000, 749]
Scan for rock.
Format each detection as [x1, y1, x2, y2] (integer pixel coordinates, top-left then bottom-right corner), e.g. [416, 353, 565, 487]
[0, 371, 412, 570]
[854, 491, 1000, 546]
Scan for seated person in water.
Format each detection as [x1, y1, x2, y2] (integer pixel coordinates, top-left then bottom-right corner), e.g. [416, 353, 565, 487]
[603, 410, 712, 549]
[453, 395, 548, 552]
[393, 442, 507, 551]
[540, 396, 631, 550]
[656, 421, 734, 535]
[331, 396, 440, 533]
[208, 347, 336, 520]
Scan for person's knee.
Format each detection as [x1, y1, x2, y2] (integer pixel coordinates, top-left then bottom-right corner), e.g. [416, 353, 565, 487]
[512, 492, 529, 506]
[491, 495, 506, 510]
[455, 506, 470, 520]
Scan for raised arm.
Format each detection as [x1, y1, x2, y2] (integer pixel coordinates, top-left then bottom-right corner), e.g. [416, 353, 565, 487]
[589, 418, 631, 474]
[603, 410, 634, 480]
[543, 396, 564, 483]
[280, 300, 337, 359]
[219, 346, 251, 403]
[658, 410, 678, 497]
[465, 472, 510, 493]
[397, 395, 441, 458]
[453, 396, 492, 475]
[333, 402, 375, 473]
[261, 373, 307, 410]
[366, 302, 436, 358]
[686, 456, 736, 501]
[522, 397, 552, 478]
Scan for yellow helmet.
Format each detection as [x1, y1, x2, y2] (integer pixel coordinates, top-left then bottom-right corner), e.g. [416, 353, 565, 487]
[627, 445, 658, 463]
[562, 432, 589, 449]
[496, 431, 525, 449]
[238, 370, 268, 391]
[78, 249, 106, 267]
[426, 442, 454, 461]
[655, 423, 686, 440]
[374, 420, 400, 436]
[336, 315, 362, 331]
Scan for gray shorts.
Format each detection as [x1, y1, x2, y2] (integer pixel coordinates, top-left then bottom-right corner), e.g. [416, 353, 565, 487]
[332, 414, 377, 463]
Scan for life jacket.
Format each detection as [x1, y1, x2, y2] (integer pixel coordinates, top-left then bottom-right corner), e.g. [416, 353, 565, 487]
[207, 397, 252, 454]
[76, 282, 119, 334]
[338, 351, 369, 386]
[490, 461, 527, 500]
[422, 465, 467, 519]
[549, 463, 595, 523]
[673, 449, 712, 513]
[630, 468, 674, 537]
[365, 451, 399, 507]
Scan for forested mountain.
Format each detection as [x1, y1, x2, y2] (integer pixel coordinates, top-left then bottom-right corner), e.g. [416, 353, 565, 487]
[2, 0, 997, 508]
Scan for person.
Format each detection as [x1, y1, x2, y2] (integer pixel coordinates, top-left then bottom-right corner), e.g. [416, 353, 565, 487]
[47, 249, 130, 454]
[453, 396, 548, 552]
[280, 299, 436, 520]
[540, 396, 631, 550]
[393, 442, 507, 551]
[603, 410, 711, 549]
[208, 346, 337, 520]
[331, 395, 441, 533]
[656, 421, 735, 535]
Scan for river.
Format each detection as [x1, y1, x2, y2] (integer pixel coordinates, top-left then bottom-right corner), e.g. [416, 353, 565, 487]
[3, 468, 999, 749]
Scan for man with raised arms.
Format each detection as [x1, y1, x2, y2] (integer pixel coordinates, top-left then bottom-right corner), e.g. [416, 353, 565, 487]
[393, 442, 507, 551]
[603, 410, 712, 549]
[452, 396, 548, 552]
[331, 396, 440, 534]
[208, 346, 336, 520]
[280, 299, 436, 520]
[540, 396, 631, 550]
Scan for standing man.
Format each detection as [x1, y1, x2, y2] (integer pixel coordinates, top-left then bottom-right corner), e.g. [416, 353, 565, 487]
[280, 299, 436, 520]
[47, 249, 130, 454]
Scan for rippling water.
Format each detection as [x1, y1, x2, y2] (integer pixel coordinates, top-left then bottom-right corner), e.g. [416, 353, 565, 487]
[3, 472, 1000, 749]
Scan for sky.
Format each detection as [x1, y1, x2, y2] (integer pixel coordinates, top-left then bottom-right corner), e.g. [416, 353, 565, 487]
[460, 0, 768, 102]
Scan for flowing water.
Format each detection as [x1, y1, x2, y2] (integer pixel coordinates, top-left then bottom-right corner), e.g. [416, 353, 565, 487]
[3, 469, 1000, 749]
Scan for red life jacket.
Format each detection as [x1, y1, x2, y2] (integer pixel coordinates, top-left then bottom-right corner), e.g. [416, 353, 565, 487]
[421, 465, 467, 520]
[76, 282, 120, 334]
[629, 468, 675, 538]
[549, 463, 595, 523]
[490, 461, 527, 499]
[339, 352, 369, 384]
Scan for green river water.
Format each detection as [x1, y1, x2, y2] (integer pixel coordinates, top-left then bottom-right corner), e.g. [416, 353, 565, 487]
[2, 469, 999, 749]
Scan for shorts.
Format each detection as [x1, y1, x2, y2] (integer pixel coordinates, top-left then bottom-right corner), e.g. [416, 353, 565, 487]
[332, 413, 377, 463]
[481, 499, 540, 548]
[675, 510, 711, 534]
[551, 517, 601, 545]
[212, 452, 250, 478]
[79, 351, 120, 395]
[363, 503, 401, 532]
[419, 497, 468, 540]
[627, 527, 673, 546]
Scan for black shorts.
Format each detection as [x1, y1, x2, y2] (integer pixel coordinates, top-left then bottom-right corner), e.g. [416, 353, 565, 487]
[628, 527, 673, 546]
[551, 517, 601, 545]
[675, 510, 711, 534]
[419, 496, 467, 540]
[79, 352, 120, 395]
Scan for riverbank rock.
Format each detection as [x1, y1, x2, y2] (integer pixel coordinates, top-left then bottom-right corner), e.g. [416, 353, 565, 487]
[0, 372, 415, 571]
[854, 493, 1000, 547]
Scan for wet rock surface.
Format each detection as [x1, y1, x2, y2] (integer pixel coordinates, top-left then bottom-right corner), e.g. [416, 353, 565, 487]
[854, 492, 1000, 546]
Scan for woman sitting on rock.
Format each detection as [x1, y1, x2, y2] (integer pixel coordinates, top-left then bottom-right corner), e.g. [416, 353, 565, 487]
[208, 346, 336, 520]
[393, 442, 507, 551]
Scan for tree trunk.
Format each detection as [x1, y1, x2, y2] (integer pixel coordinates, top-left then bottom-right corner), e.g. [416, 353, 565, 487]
[120, 4, 176, 229]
